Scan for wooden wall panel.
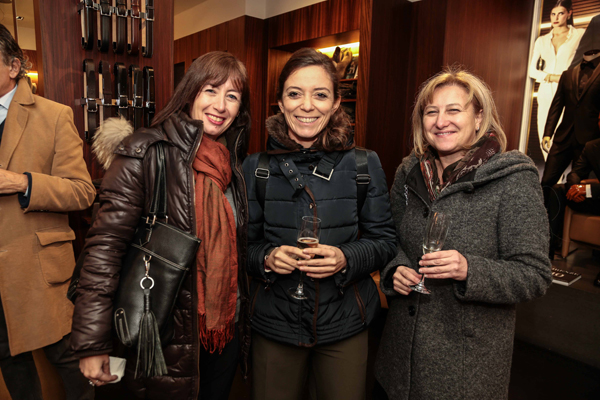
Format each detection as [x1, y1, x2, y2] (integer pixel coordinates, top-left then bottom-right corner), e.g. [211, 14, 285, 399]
[363, 0, 414, 186]
[267, 0, 361, 49]
[443, 0, 535, 150]
[38, 0, 174, 180]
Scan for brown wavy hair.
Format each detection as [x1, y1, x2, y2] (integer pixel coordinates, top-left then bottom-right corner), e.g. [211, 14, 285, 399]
[276, 48, 352, 151]
[152, 51, 251, 136]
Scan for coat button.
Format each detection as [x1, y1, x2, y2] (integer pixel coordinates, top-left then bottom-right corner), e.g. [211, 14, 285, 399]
[135, 148, 142, 153]
[408, 306, 416, 316]
[118, 146, 125, 151]
[423, 209, 429, 218]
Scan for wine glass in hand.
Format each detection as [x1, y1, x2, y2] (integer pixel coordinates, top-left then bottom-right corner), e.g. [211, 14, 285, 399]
[289, 216, 321, 300]
[410, 211, 450, 294]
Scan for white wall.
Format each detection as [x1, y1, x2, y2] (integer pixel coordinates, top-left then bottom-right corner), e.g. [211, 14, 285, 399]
[174, 0, 327, 39]
[174, 0, 246, 40]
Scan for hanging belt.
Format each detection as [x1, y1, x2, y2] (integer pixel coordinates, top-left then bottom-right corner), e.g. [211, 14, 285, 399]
[78, 0, 94, 50]
[114, 62, 129, 119]
[143, 66, 155, 126]
[127, 0, 141, 55]
[96, 0, 111, 51]
[112, 0, 127, 53]
[82, 59, 98, 143]
[99, 61, 113, 122]
[129, 65, 143, 130]
[141, 0, 154, 57]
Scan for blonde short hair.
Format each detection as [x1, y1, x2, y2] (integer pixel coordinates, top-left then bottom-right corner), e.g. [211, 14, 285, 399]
[411, 66, 507, 157]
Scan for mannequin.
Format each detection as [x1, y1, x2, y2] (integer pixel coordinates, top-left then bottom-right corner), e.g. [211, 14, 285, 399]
[528, 0, 584, 160]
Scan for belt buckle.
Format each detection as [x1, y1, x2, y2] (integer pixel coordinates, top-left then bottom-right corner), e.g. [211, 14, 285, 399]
[116, 6, 128, 17]
[145, 101, 155, 111]
[100, 4, 111, 16]
[312, 168, 333, 181]
[117, 95, 128, 108]
[144, 9, 154, 21]
[356, 174, 371, 185]
[133, 95, 143, 108]
[85, 98, 98, 113]
[255, 168, 270, 179]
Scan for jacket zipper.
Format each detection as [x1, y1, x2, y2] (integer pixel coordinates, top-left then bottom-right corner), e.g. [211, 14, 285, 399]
[189, 131, 203, 399]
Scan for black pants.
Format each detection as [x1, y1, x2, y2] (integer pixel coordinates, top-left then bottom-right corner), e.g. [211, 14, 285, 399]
[199, 323, 239, 400]
[541, 141, 584, 196]
[0, 295, 93, 400]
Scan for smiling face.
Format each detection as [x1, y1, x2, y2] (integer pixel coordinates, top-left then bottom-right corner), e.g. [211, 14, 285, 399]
[190, 77, 241, 140]
[551, 6, 571, 28]
[422, 85, 482, 167]
[278, 65, 341, 148]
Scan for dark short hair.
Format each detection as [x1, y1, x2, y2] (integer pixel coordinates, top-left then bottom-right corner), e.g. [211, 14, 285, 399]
[0, 24, 30, 80]
[552, 0, 574, 25]
[152, 51, 251, 135]
[277, 48, 351, 151]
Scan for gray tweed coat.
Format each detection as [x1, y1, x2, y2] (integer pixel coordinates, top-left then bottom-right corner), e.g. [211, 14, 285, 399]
[375, 151, 552, 400]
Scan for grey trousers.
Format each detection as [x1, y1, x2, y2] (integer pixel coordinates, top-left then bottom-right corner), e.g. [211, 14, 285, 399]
[252, 330, 368, 400]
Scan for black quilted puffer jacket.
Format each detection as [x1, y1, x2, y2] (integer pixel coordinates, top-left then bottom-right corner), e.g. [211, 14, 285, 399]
[70, 113, 251, 399]
[242, 114, 396, 347]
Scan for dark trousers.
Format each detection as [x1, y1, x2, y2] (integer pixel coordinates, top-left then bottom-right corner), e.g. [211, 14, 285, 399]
[252, 330, 368, 400]
[541, 141, 585, 196]
[199, 323, 239, 400]
[0, 295, 93, 400]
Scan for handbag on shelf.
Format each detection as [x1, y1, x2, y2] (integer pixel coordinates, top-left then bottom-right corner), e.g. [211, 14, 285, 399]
[112, 142, 201, 378]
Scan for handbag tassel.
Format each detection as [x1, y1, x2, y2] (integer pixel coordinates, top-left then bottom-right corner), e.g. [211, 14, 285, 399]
[135, 289, 168, 378]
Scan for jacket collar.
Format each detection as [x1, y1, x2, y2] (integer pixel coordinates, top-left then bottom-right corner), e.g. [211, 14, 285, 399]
[0, 79, 33, 167]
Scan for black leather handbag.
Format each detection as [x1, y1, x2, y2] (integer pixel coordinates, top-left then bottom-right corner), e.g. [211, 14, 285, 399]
[112, 142, 201, 377]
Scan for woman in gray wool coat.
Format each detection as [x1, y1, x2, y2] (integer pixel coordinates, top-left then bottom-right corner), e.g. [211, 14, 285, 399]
[374, 67, 552, 400]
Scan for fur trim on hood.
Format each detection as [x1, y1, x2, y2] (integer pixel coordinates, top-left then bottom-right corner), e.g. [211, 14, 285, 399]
[265, 113, 303, 150]
[92, 117, 134, 169]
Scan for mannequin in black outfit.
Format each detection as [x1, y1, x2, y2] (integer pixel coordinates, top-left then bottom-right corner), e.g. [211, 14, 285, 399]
[541, 49, 600, 198]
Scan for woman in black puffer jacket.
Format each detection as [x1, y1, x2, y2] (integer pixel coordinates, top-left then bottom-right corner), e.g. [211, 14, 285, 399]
[242, 48, 396, 400]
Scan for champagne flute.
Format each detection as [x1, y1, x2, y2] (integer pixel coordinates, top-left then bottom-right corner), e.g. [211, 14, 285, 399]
[410, 211, 450, 295]
[289, 216, 321, 300]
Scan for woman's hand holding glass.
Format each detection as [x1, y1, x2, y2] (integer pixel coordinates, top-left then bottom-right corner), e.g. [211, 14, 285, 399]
[418, 250, 468, 281]
[297, 244, 347, 279]
[265, 246, 310, 274]
[392, 266, 422, 295]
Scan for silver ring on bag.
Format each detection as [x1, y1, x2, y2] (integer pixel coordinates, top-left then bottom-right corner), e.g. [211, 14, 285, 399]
[140, 276, 155, 290]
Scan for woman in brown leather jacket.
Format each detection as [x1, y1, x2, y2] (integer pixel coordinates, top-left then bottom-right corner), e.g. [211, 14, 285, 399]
[70, 51, 252, 400]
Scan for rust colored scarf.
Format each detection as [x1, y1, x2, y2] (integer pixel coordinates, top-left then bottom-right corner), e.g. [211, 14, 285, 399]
[192, 136, 237, 353]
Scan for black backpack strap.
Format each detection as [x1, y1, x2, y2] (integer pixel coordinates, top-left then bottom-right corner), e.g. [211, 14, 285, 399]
[355, 148, 370, 213]
[255, 152, 270, 210]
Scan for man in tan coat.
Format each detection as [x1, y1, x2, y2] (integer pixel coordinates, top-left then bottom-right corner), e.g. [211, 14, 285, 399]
[0, 24, 95, 398]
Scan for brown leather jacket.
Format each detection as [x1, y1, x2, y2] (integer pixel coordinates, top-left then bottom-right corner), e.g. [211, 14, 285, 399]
[70, 113, 251, 399]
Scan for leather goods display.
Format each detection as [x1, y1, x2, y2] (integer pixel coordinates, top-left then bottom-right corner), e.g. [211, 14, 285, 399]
[112, 142, 201, 377]
[143, 66, 155, 126]
[96, 0, 111, 52]
[99, 61, 113, 121]
[112, 0, 127, 53]
[78, 0, 95, 50]
[141, 0, 154, 57]
[129, 64, 144, 130]
[82, 59, 98, 143]
[114, 62, 129, 119]
[127, 0, 141, 55]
